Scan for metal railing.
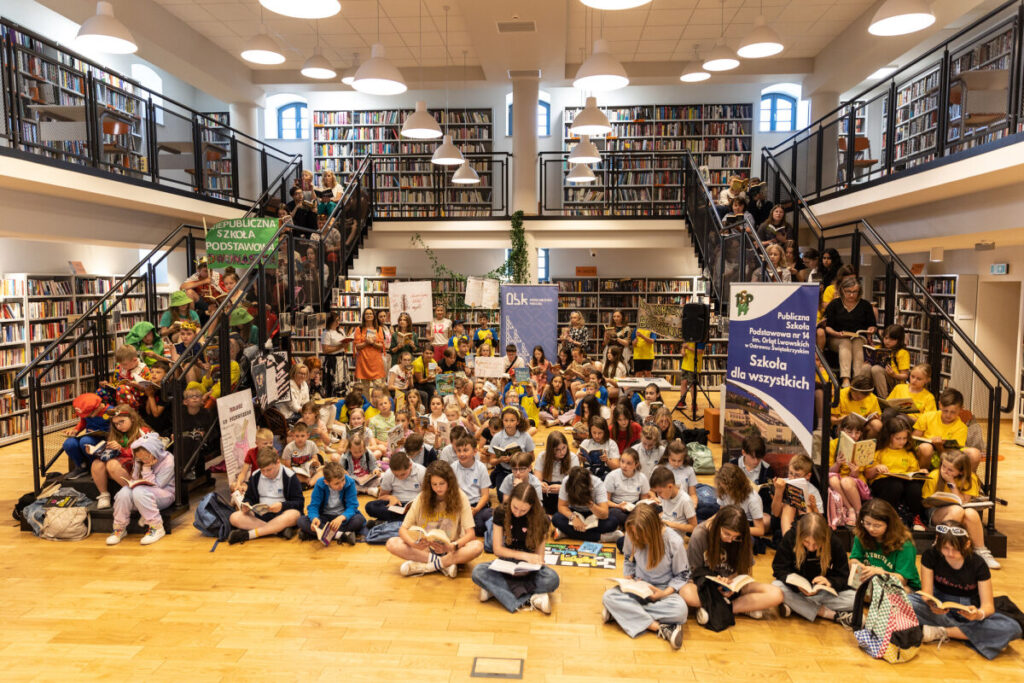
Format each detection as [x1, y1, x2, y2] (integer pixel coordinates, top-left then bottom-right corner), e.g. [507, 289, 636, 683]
[765, 0, 1024, 202]
[538, 151, 686, 216]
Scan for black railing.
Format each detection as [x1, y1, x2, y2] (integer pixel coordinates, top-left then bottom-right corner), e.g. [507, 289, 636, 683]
[0, 18, 296, 207]
[538, 151, 686, 217]
[366, 152, 510, 219]
[765, 0, 1024, 202]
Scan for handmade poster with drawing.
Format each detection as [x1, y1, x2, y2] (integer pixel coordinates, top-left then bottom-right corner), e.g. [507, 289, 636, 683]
[389, 280, 433, 324]
[474, 356, 507, 378]
[637, 300, 682, 339]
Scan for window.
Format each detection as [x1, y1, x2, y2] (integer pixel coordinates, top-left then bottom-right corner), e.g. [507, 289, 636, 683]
[504, 247, 549, 281]
[130, 64, 163, 125]
[760, 93, 796, 133]
[505, 91, 551, 137]
[277, 102, 309, 140]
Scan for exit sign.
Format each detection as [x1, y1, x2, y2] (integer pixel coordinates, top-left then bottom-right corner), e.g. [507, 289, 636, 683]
[990, 263, 1009, 275]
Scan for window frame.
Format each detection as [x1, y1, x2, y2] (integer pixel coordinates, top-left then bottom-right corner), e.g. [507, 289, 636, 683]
[277, 101, 309, 140]
[760, 93, 797, 133]
[506, 98, 551, 137]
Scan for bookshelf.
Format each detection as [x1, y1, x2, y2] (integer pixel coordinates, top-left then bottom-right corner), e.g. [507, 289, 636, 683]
[947, 25, 1013, 154]
[885, 66, 941, 169]
[311, 108, 494, 217]
[199, 112, 233, 199]
[839, 101, 866, 136]
[561, 103, 752, 215]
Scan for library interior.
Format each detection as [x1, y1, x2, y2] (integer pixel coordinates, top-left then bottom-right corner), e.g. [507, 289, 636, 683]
[4, 0, 1024, 680]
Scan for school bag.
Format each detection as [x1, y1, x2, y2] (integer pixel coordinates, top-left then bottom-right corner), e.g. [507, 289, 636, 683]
[826, 488, 853, 530]
[687, 442, 715, 474]
[680, 428, 709, 446]
[693, 569, 735, 632]
[21, 486, 93, 540]
[851, 574, 922, 663]
[365, 520, 403, 544]
[193, 492, 235, 548]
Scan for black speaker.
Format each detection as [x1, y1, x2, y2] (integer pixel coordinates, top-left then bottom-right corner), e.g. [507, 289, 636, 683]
[681, 303, 710, 342]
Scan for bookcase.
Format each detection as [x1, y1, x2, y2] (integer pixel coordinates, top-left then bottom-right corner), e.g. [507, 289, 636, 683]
[311, 109, 494, 217]
[946, 25, 1014, 154]
[839, 101, 866, 136]
[885, 66, 941, 169]
[198, 112, 232, 199]
[561, 103, 753, 215]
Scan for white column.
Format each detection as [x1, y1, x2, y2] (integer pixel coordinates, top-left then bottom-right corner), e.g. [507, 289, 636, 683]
[229, 102, 261, 203]
[525, 231, 538, 284]
[511, 77, 539, 214]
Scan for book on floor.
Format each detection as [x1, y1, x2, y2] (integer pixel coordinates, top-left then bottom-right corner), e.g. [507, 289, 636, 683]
[578, 541, 604, 555]
[837, 431, 876, 468]
[488, 558, 542, 576]
[922, 492, 994, 509]
[706, 574, 756, 594]
[916, 592, 979, 613]
[785, 573, 838, 596]
[118, 476, 155, 489]
[607, 577, 654, 601]
[407, 526, 451, 546]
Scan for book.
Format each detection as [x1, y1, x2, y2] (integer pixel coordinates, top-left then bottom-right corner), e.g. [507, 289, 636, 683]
[315, 522, 337, 547]
[387, 502, 408, 515]
[435, 421, 451, 449]
[578, 540, 604, 554]
[488, 558, 542, 576]
[386, 424, 406, 452]
[290, 464, 312, 478]
[84, 443, 118, 462]
[784, 573, 838, 596]
[313, 397, 340, 407]
[118, 476, 155, 489]
[68, 260, 86, 274]
[514, 367, 530, 383]
[782, 478, 823, 513]
[649, 401, 664, 415]
[492, 443, 522, 459]
[912, 435, 961, 449]
[837, 431, 876, 468]
[407, 526, 451, 547]
[845, 329, 876, 342]
[848, 563, 864, 590]
[878, 396, 916, 414]
[706, 574, 756, 593]
[847, 411, 881, 425]
[862, 345, 893, 367]
[241, 501, 271, 515]
[352, 472, 379, 487]
[922, 491, 994, 509]
[132, 380, 161, 393]
[622, 499, 659, 512]
[884, 471, 929, 480]
[916, 592, 979, 613]
[606, 577, 654, 601]
[579, 448, 604, 468]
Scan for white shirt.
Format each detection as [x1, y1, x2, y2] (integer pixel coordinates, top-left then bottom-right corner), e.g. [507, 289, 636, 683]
[257, 465, 292, 504]
[660, 490, 696, 528]
[635, 443, 665, 478]
[321, 328, 346, 352]
[431, 318, 452, 346]
[388, 364, 412, 390]
[534, 452, 579, 483]
[454, 459, 491, 504]
[718, 490, 765, 523]
[379, 462, 426, 504]
[558, 474, 608, 513]
[604, 469, 650, 504]
[667, 464, 698, 492]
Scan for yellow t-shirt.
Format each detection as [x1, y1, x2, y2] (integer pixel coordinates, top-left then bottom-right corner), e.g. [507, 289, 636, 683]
[912, 410, 967, 448]
[887, 383, 936, 416]
[873, 446, 919, 479]
[921, 469, 980, 499]
[831, 386, 881, 418]
[632, 328, 656, 361]
[681, 343, 702, 372]
[885, 348, 911, 376]
[818, 284, 838, 324]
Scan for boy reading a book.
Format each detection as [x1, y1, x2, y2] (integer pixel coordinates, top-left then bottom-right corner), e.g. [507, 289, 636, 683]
[340, 433, 382, 497]
[403, 432, 437, 468]
[281, 421, 321, 486]
[650, 465, 697, 538]
[228, 447, 304, 545]
[498, 450, 544, 503]
[453, 436, 493, 537]
[62, 392, 111, 477]
[913, 388, 981, 471]
[298, 462, 364, 545]
[772, 454, 824, 535]
[503, 343, 525, 376]
[365, 450, 426, 523]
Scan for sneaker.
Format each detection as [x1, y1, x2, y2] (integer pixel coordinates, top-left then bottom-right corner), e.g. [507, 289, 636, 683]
[976, 547, 1001, 570]
[140, 525, 165, 546]
[601, 606, 612, 624]
[339, 531, 357, 546]
[600, 530, 624, 543]
[834, 610, 855, 630]
[695, 607, 709, 625]
[746, 610, 765, 620]
[922, 624, 949, 645]
[552, 528, 565, 541]
[105, 527, 127, 546]
[96, 492, 111, 510]
[400, 560, 435, 577]
[228, 529, 249, 545]
[778, 603, 792, 618]
[280, 527, 297, 540]
[365, 487, 379, 498]
[439, 561, 458, 579]
[657, 623, 683, 650]
[66, 465, 89, 480]
[298, 528, 315, 541]
[530, 593, 551, 615]
[912, 515, 927, 532]
[479, 587, 493, 603]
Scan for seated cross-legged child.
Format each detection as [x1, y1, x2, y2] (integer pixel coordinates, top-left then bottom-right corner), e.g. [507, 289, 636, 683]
[913, 388, 982, 471]
[867, 416, 929, 531]
[62, 392, 111, 478]
[634, 425, 665, 479]
[830, 374, 882, 438]
[771, 513, 856, 627]
[281, 422, 321, 487]
[910, 522, 1021, 659]
[90, 405, 149, 510]
[298, 462, 365, 545]
[729, 434, 774, 519]
[105, 432, 175, 546]
[534, 431, 579, 515]
[365, 450, 426, 523]
[473, 482, 560, 615]
[498, 451, 544, 503]
[451, 436, 493, 538]
[603, 449, 654, 530]
[488, 406, 536, 497]
[717, 462, 768, 537]
[403, 432, 437, 468]
[552, 466, 619, 542]
[848, 498, 921, 590]
[386, 461, 485, 578]
[228, 446, 304, 545]
[770, 454, 824, 535]
[601, 505, 689, 650]
[923, 449, 1000, 569]
[340, 433, 382, 497]
[650, 465, 697, 539]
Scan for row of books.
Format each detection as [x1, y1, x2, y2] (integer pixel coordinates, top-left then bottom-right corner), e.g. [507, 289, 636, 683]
[313, 110, 492, 126]
[1, 326, 24, 343]
[0, 348, 27, 367]
[704, 137, 751, 152]
[705, 154, 752, 169]
[0, 414, 29, 437]
[0, 303, 22, 319]
[27, 301, 72, 318]
[26, 279, 72, 296]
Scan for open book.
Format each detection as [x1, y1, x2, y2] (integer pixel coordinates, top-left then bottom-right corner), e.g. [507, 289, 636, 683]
[119, 476, 155, 489]
[489, 558, 542, 576]
[132, 379, 161, 393]
[315, 522, 337, 547]
[862, 346, 893, 367]
[912, 435, 961, 449]
[622, 499, 659, 512]
[706, 574, 756, 593]
[607, 577, 654, 601]
[845, 329, 876, 342]
[916, 592, 979, 613]
[352, 472, 379, 487]
[923, 491, 993, 509]
[573, 513, 600, 531]
[435, 421, 451, 449]
[847, 411, 881, 426]
[386, 424, 406, 452]
[884, 471, 929, 481]
[492, 443, 522, 459]
[847, 564, 864, 590]
[84, 443, 118, 462]
[240, 501, 271, 516]
[387, 502, 409, 516]
[579, 449, 605, 468]
[837, 431, 876, 468]
[785, 573, 838, 596]
[782, 478, 823, 513]
[878, 397, 917, 414]
[407, 526, 451, 547]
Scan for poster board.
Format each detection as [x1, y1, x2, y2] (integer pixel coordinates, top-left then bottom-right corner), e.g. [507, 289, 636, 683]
[544, 542, 617, 569]
[500, 284, 558, 364]
[389, 280, 433, 324]
[465, 276, 500, 309]
[637, 300, 682, 339]
[205, 217, 279, 269]
[216, 389, 257, 486]
[474, 356, 506, 378]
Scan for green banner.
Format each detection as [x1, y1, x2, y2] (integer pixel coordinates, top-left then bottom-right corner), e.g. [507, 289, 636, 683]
[205, 217, 279, 269]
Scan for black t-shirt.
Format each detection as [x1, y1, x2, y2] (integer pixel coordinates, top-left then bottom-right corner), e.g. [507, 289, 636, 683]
[141, 395, 171, 437]
[492, 506, 531, 552]
[921, 546, 990, 607]
[823, 297, 876, 334]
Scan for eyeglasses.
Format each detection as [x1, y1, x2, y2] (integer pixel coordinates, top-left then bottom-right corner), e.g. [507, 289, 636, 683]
[511, 466, 530, 472]
[935, 524, 968, 537]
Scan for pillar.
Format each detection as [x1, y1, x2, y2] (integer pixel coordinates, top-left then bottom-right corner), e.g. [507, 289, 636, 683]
[229, 102, 261, 204]
[511, 76, 539, 214]
[525, 231, 538, 284]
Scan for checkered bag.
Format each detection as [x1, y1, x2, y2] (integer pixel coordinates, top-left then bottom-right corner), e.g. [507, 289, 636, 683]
[852, 574, 922, 663]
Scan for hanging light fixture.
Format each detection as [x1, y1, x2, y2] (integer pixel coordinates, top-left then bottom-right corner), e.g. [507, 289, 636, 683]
[402, 3, 442, 139]
[570, 96, 612, 137]
[737, 3, 783, 59]
[433, 7, 464, 166]
[452, 162, 480, 184]
[579, 0, 651, 8]
[703, 1, 739, 71]
[566, 164, 597, 184]
[242, 4, 286, 65]
[341, 53, 359, 85]
[568, 135, 601, 164]
[259, 0, 340, 20]
[574, 38, 629, 91]
[353, 3, 407, 94]
[75, 2, 137, 54]
[868, 0, 935, 36]
[680, 45, 711, 82]
[301, 22, 337, 79]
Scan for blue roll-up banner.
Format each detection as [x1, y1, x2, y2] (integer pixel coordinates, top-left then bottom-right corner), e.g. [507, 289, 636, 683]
[724, 283, 817, 476]
[500, 284, 558, 363]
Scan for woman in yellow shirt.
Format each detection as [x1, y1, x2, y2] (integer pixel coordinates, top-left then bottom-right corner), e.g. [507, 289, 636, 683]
[868, 324, 911, 397]
[885, 363, 936, 420]
[865, 417, 928, 530]
[921, 450, 999, 569]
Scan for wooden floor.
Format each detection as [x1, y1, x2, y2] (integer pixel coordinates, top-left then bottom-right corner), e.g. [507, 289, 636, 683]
[3, 395, 1024, 682]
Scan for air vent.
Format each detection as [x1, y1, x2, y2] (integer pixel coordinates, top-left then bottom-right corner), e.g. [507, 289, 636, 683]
[497, 20, 536, 33]
[508, 69, 541, 79]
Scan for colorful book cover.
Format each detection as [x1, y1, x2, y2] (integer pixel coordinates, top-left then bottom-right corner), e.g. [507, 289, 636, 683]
[544, 542, 617, 569]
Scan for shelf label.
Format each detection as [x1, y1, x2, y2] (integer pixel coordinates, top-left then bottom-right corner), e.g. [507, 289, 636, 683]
[575, 266, 597, 277]
[378, 266, 397, 276]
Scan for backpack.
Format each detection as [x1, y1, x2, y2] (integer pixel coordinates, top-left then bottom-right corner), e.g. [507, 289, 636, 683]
[827, 488, 852, 530]
[193, 492, 235, 548]
[693, 571, 736, 632]
[852, 574, 922, 663]
[22, 486, 93, 539]
[365, 520, 403, 544]
[40, 507, 91, 541]
[687, 442, 715, 474]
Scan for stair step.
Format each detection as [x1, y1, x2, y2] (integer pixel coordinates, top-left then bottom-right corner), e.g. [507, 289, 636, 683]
[19, 505, 175, 536]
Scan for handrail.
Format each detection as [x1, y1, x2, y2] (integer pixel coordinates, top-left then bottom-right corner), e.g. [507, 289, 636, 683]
[767, 0, 1022, 153]
[243, 152, 303, 217]
[763, 148, 1014, 413]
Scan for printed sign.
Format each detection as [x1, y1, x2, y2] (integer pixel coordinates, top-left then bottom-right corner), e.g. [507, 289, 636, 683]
[544, 542, 617, 569]
[500, 285, 558, 364]
[216, 389, 257, 486]
[205, 217, 279, 269]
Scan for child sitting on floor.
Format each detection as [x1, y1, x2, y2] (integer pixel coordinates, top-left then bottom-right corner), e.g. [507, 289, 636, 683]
[228, 446, 304, 545]
[281, 422, 321, 486]
[105, 432, 175, 547]
[298, 462, 364, 545]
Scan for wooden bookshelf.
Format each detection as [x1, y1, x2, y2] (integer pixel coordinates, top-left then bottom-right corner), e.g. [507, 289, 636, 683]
[199, 112, 233, 199]
[885, 66, 941, 169]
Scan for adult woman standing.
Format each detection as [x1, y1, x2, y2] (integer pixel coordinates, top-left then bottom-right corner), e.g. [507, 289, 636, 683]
[390, 312, 418, 358]
[603, 309, 633, 367]
[376, 309, 393, 372]
[823, 276, 877, 387]
[430, 304, 453, 363]
[560, 310, 591, 358]
[321, 312, 350, 395]
[353, 307, 386, 390]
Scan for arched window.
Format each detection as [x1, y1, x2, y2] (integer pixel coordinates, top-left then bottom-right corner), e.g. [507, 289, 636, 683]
[131, 63, 163, 125]
[506, 91, 551, 137]
[760, 93, 797, 133]
[277, 102, 309, 140]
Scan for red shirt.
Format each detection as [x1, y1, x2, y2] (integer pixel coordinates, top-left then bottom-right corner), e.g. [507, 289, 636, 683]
[244, 447, 259, 471]
[612, 421, 643, 453]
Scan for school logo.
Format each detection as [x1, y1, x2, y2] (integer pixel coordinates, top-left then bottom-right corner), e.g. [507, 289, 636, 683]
[735, 290, 754, 316]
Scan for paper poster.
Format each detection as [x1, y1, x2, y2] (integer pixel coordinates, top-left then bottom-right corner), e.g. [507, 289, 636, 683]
[500, 285, 558, 364]
[723, 283, 817, 476]
[637, 300, 682, 339]
[464, 277, 483, 308]
[544, 542, 617, 569]
[474, 355, 506, 378]
[205, 217, 279, 269]
[216, 389, 257, 486]
[389, 280, 433, 323]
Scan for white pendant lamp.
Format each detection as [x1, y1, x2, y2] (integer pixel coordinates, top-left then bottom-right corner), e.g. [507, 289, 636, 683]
[241, 29, 286, 65]
[352, 43, 406, 95]
[566, 164, 597, 184]
[574, 39, 629, 91]
[703, 42, 738, 72]
[301, 51, 336, 79]
[432, 134, 465, 165]
[75, 2, 137, 54]
[570, 97, 613, 137]
[568, 135, 601, 164]
[341, 53, 359, 85]
[680, 46, 711, 82]
[737, 16, 784, 58]
[259, 0, 340, 20]
[868, 0, 935, 37]
[578, 0, 651, 9]
[402, 101, 443, 139]
[452, 162, 480, 184]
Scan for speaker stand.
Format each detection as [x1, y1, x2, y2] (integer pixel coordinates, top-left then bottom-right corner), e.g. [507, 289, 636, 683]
[671, 375, 714, 422]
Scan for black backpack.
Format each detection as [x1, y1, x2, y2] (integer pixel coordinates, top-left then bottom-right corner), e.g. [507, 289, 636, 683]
[693, 569, 736, 632]
[193, 492, 235, 548]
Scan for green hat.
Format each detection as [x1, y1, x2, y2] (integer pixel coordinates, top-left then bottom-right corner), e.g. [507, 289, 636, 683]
[169, 290, 191, 307]
[229, 308, 254, 327]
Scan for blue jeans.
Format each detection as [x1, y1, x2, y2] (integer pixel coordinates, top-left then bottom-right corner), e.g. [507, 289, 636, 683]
[695, 483, 720, 522]
[63, 435, 103, 468]
[472, 562, 560, 613]
[909, 591, 1021, 659]
[552, 512, 618, 541]
[298, 512, 366, 537]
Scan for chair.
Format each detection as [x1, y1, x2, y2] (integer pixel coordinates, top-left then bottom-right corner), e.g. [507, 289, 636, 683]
[837, 136, 878, 183]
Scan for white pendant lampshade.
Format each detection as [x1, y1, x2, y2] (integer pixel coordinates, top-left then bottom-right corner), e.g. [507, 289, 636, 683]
[259, 0, 341, 19]
[75, 2, 137, 54]
[568, 135, 601, 164]
[737, 16, 784, 58]
[702, 41, 739, 72]
[241, 30, 286, 65]
[569, 97, 613, 137]
[401, 101, 443, 139]
[578, 0, 652, 9]
[680, 60, 711, 83]
[432, 134, 465, 166]
[566, 164, 597, 184]
[352, 43, 407, 95]
[868, 0, 935, 36]
[452, 162, 481, 184]
[301, 51, 337, 79]
[573, 39, 629, 92]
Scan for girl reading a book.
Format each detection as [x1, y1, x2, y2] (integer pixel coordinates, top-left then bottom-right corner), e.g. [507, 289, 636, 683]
[652, 407, 679, 443]
[597, 346, 628, 402]
[578, 416, 620, 477]
[715, 463, 766, 537]
[535, 431, 579, 515]
[488, 407, 535, 493]
[601, 504, 689, 650]
[909, 522, 1020, 658]
[682, 505, 784, 622]
[829, 415, 873, 526]
[922, 450, 999, 569]
[867, 324, 911, 398]
[386, 460, 484, 577]
[603, 449, 654, 529]
[866, 416, 928, 531]
[848, 498, 921, 590]
[424, 395, 447, 448]
[886, 362, 936, 421]
[609, 404, 642, 454]
[390, 312, 418, 357]
[529, 345, 551, 393]
[633, 383, 663, 424]
[552, 466, 618, 542]
[341, 433, 381, 497]
[603, 309, 633, 367]
[539, 375, 574, 426]
[91, 405, 150, 511]
[472, 482, 560, 615]
[770, 513, 855, 626]
[105, 432, 175, 547]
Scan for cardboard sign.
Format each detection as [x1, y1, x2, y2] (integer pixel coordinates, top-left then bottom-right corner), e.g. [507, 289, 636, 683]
[575, 266, 597, 277]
